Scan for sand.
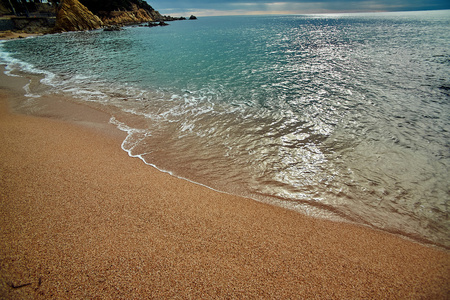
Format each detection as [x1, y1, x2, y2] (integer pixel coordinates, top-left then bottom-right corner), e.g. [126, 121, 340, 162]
[0, 31, 43, 40]
[0, 70, 449, 298]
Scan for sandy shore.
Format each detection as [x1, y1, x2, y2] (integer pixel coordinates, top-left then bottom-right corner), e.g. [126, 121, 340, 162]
[0, 71, 449, 298]
[0, 31, 43, 40]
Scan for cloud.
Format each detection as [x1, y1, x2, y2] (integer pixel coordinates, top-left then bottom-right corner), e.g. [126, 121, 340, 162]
[148, 0, 450, 16]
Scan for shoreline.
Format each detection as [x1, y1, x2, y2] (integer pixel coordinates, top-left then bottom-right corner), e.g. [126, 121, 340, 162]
[0, 29, 448, 250]
[0, 62, 446, 250]
[0, 31, 44, 40]
[0, 65, 126, 140]
[1, 65, 449, 297]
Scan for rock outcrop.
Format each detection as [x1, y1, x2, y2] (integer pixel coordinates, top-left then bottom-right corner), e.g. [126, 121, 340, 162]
[80, 0, 166, 25]
[147, 21, 168, 27]
[103, 25, 122, 31]
[53, 0, 103, 32]
[98, 4, 158, 25]
[49, 0, 186, 33]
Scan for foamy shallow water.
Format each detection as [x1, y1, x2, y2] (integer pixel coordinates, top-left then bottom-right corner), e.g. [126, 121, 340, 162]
[1, 10, 449, 248]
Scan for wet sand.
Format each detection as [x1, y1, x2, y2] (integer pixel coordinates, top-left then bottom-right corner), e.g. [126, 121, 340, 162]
[0, 70, 449, 298]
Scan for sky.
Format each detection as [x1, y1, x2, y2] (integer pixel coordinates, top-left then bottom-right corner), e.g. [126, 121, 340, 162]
[146, 0, 450, 17]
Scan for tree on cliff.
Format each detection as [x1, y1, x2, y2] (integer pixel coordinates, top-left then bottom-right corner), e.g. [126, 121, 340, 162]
[0, 0, 60, 15]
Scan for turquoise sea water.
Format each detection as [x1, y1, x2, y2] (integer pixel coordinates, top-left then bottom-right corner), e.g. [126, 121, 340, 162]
[1, 10, 449, 248]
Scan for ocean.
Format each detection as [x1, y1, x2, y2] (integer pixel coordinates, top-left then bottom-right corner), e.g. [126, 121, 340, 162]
[1, 10, 449, 248]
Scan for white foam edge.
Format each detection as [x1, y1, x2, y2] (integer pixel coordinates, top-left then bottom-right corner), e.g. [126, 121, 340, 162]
[108, 118, 350, 224]
[108, 115, 251, 197]
[0, 40, 56, 87]
[23, 81, 41, 98]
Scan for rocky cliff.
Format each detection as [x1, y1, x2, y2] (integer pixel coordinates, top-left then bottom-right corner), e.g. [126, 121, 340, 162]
[96, 4, 163, 25]
[52, 0, 167, 32]
[79, 0, 164, 25]
[3, 0, 181, 33]
[79, 0, 154, 14]
[53, 0, 103, 32]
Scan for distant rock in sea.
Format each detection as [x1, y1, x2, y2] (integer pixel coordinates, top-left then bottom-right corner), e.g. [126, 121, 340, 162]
[189, 15, 197, 20]
[147, 21, 169, 27]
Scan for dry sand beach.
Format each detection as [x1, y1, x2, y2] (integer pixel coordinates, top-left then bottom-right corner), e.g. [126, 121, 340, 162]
[0, 31, 42, 40]
[0, 68, 449, 298]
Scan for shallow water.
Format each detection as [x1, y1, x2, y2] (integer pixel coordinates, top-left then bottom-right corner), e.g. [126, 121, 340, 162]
[1, 10, 449, 247]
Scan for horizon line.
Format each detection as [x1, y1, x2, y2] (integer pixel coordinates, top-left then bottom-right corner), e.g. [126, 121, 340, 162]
[158, 8, 450, 18]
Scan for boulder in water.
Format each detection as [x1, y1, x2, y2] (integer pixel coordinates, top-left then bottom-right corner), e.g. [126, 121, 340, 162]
[104, 25, 122, 31]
